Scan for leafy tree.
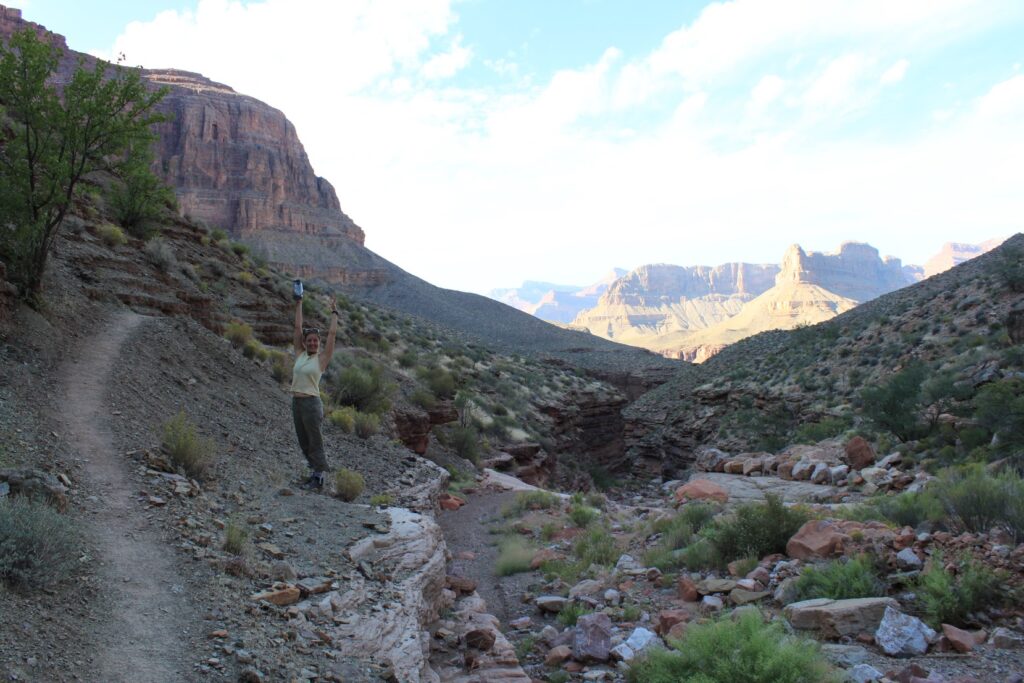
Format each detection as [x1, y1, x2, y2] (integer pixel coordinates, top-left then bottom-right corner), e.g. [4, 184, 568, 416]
[109, 141, 176, 238]
[0, 29, 168, 297]
[860, 360, 928, 442]
[973, 378, 1024, 456]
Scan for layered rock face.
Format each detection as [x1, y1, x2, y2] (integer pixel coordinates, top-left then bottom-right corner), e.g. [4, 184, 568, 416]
[146, 69, 364, 249]
[574, 242, 917, 362]
[490, 270, 626, 324]
[571, 263, 779, 344]
[922, 238, 1005, 278]
[775, 242, 910, 302]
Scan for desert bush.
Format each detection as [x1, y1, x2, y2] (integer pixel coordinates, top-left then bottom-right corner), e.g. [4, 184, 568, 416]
[495, 536, 534, 576]
[398, 349, 418, 368]
[270, 351, 291, 383]
[353, 411, 380, 439]
[328, 407, 356, 433]
[223, 519, 248, 555]
[97, 223, 127, 247]
[143, 238, 176, 272]
[235, 270, 255, 285]
[418, 366, 457, 399]
[447, 425, 479, 463]
[161, 411, 214, 479]
[569, 504, 599, 528]
[795, 555, 884, 601]
[626, 611, 835, 683]
[242, 338, 270, 360]
[928, 466, 1024, 540]
[230, 241, 249, 257]
[915, 552, 1005, 627]
[644, 505, 719, 571]
[369, 494, 394, 507]
[794, 416, 851, 444]
[973, 378, 1024, 457]
[334, 362, 392, 414]
[334, 469, 365, 502]
[0, 497, 81, 589]
[506, 490, 561, 516]
[701, 494, 808, 565]
[860, 361, 928, 442]
[224, 321, 253, 348]
[557, 602, 592, 627]
[573, 525, 619, 567]
[210, 228, 227, 241]
[995, 243, 1024, 293]
[410, 388, 437, 410]
[840, 490, 943, 529]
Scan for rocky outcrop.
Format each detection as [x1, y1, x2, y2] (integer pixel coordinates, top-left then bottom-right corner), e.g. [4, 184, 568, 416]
[544, 386, 630, 472]
[923, 238, 1005, 278]
[571, 262, 778, 345]
[491, 270, 626, 324]
[146, 69, 363, 246]
[775, 242, 910, 303]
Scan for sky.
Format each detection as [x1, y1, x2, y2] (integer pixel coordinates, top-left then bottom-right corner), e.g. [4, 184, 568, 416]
[8, 0, 1024, 294]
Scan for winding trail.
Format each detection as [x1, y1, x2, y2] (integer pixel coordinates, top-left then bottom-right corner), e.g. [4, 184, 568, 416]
[59, 312, 197, 682]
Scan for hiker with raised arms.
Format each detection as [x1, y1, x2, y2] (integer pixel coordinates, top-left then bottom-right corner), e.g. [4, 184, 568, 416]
[290, 280, 338, 490]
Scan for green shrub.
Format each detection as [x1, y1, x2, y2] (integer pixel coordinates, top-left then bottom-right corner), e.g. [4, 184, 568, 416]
[573, 525, 619, 567]
[98, 223, 127, 247]
[794, 416, 852, 444]
[569, 504, 599, 528]
[915, 552, 1005, 627]
[334, 362, 392, 414]
[242, 338, 270, 360]
[448, 425, 480, 464]
[270, 351, 291, 383]
[557, 602, 592, 627]
[334, 469, 365, 502]
[353, 411, 380, 439]
[223, 519, 248, 555]
[369, 493, 394, 507]
[410, 388, 437, 410]
[398, 349, 418, 368]
[973, 378, 1024, 456]
[230, 241, 249, 256]
[995, 243, 1024, 293]
[210, 228, 227, 241]
[928, 466, 1024, 540]
[418, 366, 457, 398]
[860, 361, 928, 442]
[143, 238, 176, 272]
[626, 611, 835, 683]
[703, 494, 808, 565]
[0, 497, 81, 589]
[507, 490, 561, 515]
[546, 672, 569, 683]
[495, 537, 534, 576]
[328, 407, 356, 433]
[795, 555, 884, 601]
[161, 411, 215, 479]
[110, 144, 175, 239]
[840, 491, 944, 529]
[224, 321, 253, 348]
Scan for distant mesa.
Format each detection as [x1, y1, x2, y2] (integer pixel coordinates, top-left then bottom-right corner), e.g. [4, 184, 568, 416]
[554, 238, 1005, 362]
[489, 269, 626, 324]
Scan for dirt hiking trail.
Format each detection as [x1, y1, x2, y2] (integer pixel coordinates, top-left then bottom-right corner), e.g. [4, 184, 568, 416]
[59, 311, 198, 683]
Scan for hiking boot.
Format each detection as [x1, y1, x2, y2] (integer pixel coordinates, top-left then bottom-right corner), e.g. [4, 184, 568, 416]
[301, 472, 325, 490]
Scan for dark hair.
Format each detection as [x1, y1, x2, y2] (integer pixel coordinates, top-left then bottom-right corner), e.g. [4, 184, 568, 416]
[302, 327, 320, 340]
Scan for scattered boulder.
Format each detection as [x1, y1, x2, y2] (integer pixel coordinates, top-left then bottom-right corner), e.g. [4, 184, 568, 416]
[535, 596, 568, 614]
[624, 627, 660, 654]
[941, 624, 977, 653]
[0, 469, 69, 512]
[673, 479, 728, 505]
[875, 606, 936, 657]
[786, 519, 893, 560]
[654, 610, 689, 636]
[573, 612, 612, 662]
[544, 645, 571, 667]
[694, 447, 731, 472]
[677, 576, 699, 602]
[895, 547, 923, 570]
[848, 663, 885, 683]
[991, 627, 1024, 649]
[784, 597, 898, 639]
[465, 628, 496, 651]
[250, 585, 301, 606]
[845, 437, 877, 470]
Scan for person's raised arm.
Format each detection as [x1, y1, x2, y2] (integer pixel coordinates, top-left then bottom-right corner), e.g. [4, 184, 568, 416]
[293, 299, 304, 354]
[320, 302, 339, 372]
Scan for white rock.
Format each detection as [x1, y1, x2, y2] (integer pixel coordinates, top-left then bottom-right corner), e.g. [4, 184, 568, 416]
[895, 547, 922, 569]
[875, 606, 936, 657]
[615, 554, 641, 572]
[625, 627, 659, 653]
[603, 589, 621, 606]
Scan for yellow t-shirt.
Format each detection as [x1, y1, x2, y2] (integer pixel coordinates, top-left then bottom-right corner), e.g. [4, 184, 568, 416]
[290, 352, 323, 396]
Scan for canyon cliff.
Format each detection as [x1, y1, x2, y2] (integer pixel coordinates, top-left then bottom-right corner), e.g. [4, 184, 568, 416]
[574, 243, 916, 362]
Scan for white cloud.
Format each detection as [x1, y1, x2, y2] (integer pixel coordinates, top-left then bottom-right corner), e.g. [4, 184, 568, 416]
[100, 0, 1024, 292]
[880, 58, 909, 84]
[421, 37, 471, 80]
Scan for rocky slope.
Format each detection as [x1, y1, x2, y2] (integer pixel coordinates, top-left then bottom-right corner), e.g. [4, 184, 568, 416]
[923, 237, 1007, 278]
[623, 233, 1024, 473]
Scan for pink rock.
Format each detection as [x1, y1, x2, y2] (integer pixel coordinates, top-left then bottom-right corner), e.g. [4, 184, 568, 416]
[677, 576, 699, 602]
[941, 623, 976, 653]
[674, 479, 729, 505]
[787, 520, 852, 560]
[845, 436, 876, 471]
